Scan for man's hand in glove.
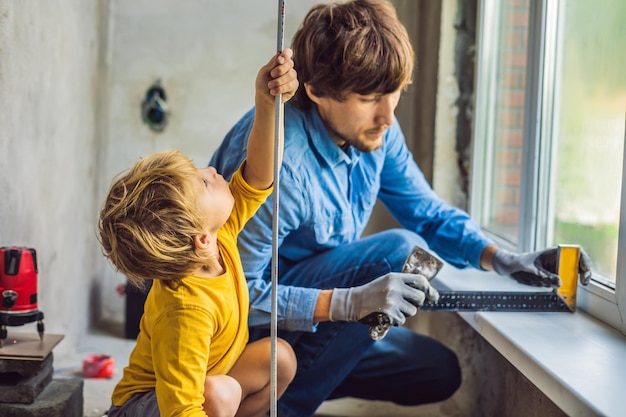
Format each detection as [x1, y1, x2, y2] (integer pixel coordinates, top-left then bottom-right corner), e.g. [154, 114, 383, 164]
[491, 246, 592, 287]
[329, 272, 440, 326]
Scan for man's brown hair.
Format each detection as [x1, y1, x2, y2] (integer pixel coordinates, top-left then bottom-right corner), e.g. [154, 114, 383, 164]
[291, 0, 414, 110]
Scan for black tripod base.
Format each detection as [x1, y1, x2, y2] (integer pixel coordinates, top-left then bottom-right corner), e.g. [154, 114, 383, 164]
[0, 310, 45, 348]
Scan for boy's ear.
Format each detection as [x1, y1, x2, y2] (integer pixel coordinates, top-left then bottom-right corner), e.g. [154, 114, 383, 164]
[193, 233, 211, 250]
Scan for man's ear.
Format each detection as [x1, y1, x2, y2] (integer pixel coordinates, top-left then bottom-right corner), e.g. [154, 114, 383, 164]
[193, 233, 211, 250]
[304, 83, 321, 105]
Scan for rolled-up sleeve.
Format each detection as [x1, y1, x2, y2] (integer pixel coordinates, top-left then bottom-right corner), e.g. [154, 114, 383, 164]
[237, 164, 322, 332]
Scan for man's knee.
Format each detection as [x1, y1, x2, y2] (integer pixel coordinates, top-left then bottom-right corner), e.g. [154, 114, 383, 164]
[371, 229, 428, 271]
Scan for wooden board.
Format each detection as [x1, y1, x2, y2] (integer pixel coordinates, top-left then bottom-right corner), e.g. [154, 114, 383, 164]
[0, 333, 64, 361]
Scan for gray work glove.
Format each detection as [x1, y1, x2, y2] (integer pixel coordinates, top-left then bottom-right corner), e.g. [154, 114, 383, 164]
[492, 247, 592, 288]
[329, 272, 440, 326]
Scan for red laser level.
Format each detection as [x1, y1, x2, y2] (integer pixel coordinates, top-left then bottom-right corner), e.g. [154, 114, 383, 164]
[0, 246, 45, 347]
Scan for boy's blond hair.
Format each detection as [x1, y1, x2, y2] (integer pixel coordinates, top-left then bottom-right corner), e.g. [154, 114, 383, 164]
[98, 150, 210, 288]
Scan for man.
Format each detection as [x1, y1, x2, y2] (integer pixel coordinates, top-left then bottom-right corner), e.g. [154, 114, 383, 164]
[210, 1, 591, 416]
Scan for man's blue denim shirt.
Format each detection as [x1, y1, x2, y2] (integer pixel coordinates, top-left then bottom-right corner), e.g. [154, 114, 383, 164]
[210, 102, 493, 332]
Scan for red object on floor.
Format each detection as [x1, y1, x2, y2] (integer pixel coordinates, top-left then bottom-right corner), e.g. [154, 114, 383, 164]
[82, 354, 115, 378]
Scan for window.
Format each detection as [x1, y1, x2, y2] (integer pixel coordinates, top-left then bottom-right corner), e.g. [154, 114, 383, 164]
[472, 0, 626, 333]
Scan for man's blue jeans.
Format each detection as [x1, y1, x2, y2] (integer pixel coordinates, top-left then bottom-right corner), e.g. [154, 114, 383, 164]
[249, 229, 462, 417]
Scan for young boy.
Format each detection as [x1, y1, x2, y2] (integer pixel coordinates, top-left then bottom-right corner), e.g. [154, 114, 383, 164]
[98, 49, 298, 417]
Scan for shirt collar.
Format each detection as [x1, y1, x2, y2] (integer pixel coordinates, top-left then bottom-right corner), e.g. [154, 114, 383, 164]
[308, 107, 359, 168]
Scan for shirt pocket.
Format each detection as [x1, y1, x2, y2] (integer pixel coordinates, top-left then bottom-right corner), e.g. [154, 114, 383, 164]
[313, 213, 353, 246]
[357, 187, 378, 219]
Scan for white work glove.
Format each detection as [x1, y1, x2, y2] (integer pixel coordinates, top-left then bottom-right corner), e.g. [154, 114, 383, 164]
[329, 272, 440, 326]
[492, 247, 592, 288]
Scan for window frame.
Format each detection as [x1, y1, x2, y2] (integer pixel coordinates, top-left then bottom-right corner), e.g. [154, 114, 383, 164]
[471, 0, 626, 334]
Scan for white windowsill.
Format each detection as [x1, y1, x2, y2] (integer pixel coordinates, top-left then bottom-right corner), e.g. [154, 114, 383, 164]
[431, 266, 626, 417]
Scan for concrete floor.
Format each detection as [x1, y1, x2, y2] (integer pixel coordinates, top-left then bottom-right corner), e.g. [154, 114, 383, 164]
[53, 330, 135, 417]
[51, 329, 445, 417]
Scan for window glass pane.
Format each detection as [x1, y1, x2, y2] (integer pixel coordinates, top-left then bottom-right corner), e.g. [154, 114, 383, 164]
[482, 0, 530, 244]
[550, 0, 626, 284]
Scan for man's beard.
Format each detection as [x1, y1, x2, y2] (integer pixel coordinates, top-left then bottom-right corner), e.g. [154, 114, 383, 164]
[325, 121, 387, 153]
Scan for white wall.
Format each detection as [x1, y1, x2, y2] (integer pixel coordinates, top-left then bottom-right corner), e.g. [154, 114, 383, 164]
[0, 1, 102, 355]
[97, 0, 321, 325]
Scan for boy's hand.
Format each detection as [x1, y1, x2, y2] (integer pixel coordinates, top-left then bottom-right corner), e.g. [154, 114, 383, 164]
[255, 48, 298, 107]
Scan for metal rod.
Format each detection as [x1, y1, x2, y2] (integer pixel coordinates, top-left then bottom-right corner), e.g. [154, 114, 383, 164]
[270, 1, 286, 416]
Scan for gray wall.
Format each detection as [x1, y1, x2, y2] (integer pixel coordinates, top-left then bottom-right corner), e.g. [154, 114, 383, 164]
[0, 0, 102, 355]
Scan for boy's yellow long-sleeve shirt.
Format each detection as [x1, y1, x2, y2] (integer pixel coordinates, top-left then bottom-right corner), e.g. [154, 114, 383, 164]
[111, 166, 272, 417]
